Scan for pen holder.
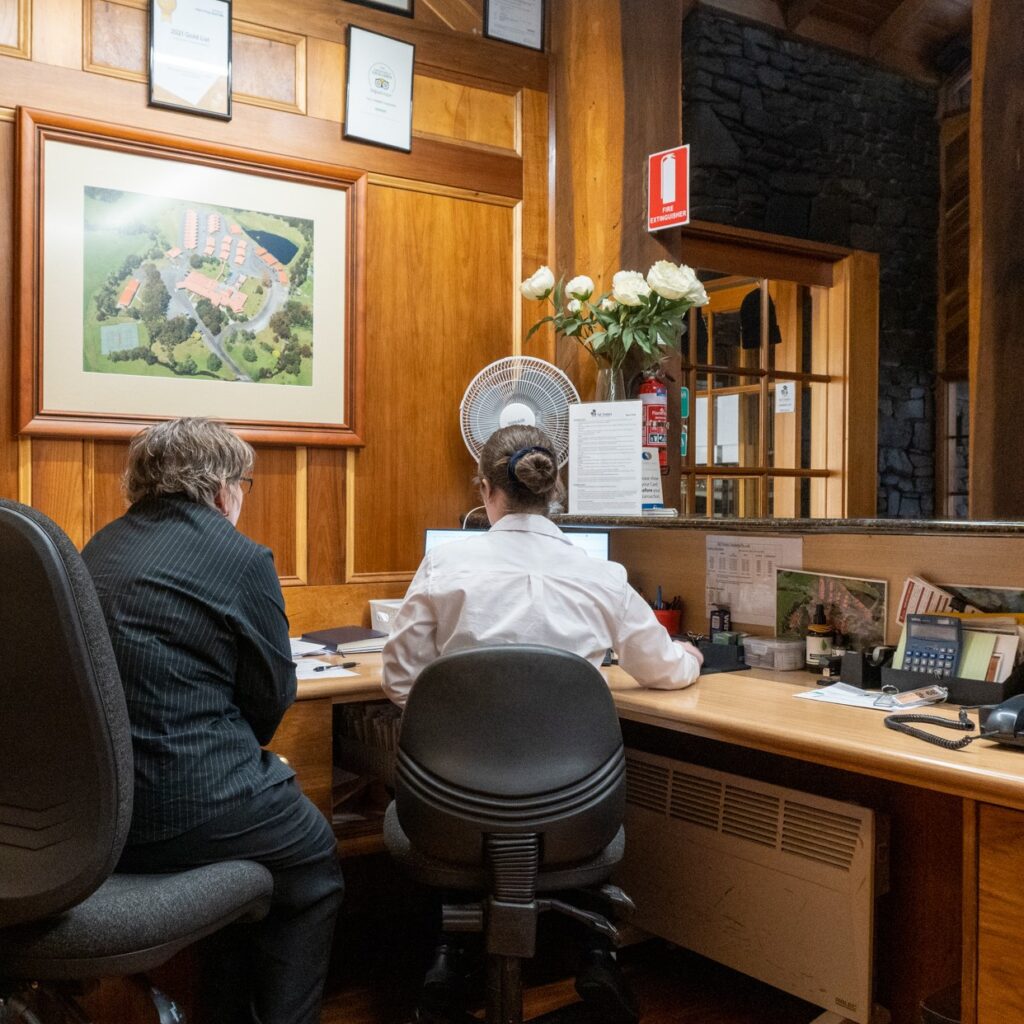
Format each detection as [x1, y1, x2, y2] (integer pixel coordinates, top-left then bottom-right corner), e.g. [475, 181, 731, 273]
[653, 608, 681, 635]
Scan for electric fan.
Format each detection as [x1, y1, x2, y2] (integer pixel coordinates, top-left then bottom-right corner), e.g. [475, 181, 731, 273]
[460, 356, 580, 467]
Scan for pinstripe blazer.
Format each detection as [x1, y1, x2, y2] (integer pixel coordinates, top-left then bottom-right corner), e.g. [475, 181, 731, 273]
[82, 494, 296, 844]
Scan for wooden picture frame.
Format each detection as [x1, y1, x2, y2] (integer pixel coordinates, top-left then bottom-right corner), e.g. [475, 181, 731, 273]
[483, 0, 545, 52]
[16, 107, 367, 446]
[344, 0, 414, 17]
[148, 0, 233, 120]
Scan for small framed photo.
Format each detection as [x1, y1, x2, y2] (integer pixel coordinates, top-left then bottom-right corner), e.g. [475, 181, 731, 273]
[483, 0, 545, 52]
[343, 25, 415, 153]
[149, 0, 232, 120]
[344, 0, 414, 16]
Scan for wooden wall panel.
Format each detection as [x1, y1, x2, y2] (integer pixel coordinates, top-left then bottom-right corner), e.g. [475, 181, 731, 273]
[976, 804, 1024, 1023]
[85, 0, 145, 78]
[237, 445, 300, 580]
[306, 447, 346, 585]
[350, 182, 515, 579]
[306, 35, 344, 122]
[29, 440, 87, 545]
[0, 0, 29, 57]
[413, 73, 517, 152]
[614, 527, 1024, 645]
[0, 115, 18, 502]
[31, 0, 80, 67]
[233, 21, 306, 113]
[92, 439, 129, 532]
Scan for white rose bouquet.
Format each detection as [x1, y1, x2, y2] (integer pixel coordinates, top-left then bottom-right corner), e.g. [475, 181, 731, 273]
[522, 260, 708, 372]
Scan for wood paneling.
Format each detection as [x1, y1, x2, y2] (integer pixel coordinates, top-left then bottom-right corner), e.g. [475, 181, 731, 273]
[413, 72, 517, 152]
[269, 696, 333, 819]
[0, 0, 29, 57]
[968, 1, 1024, 519]
[233, 21, 307, 113]
[1, 0, 545, 625]
[976, 804, 1024, 1023]
[613, 527, 1024, 645]
[350, 181, 515, 579]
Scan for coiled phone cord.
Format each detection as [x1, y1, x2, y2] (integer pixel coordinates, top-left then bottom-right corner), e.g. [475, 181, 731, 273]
[883, 706, 978, 750]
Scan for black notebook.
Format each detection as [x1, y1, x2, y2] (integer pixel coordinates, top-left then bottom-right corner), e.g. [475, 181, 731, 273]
[300, 626, 388, 654]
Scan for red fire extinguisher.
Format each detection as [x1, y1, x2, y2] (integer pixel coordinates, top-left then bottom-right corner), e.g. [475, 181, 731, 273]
[639, 372, 668, 475]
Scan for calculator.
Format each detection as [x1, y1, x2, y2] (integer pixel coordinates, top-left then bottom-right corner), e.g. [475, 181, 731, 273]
[903, 614, 962, 677]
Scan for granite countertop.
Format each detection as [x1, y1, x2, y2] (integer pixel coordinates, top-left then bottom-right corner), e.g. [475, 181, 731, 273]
[552, 515, 1024, 537]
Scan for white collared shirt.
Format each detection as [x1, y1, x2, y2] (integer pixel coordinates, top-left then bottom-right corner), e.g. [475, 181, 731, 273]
[381, 513, 701, 707]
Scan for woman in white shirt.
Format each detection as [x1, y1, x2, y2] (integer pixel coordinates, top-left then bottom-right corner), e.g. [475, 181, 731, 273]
[381, 424, 703, 706]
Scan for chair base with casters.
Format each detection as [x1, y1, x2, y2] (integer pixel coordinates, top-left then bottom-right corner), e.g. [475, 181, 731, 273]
[385, 807, 636, 1024]
[0, 859, 272, 1023]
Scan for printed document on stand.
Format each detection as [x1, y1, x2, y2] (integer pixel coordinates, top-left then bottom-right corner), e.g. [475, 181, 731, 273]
[568, 401, 643, 515]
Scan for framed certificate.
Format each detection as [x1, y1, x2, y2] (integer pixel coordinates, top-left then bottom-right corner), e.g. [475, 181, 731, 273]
[344, 0, 414, 16]
[343, 26, 415, 153]
[483, 0, 545, 52]
[149, 0, 232, 120]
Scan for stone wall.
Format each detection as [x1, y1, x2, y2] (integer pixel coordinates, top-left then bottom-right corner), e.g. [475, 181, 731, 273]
[682, 7, 939, 516]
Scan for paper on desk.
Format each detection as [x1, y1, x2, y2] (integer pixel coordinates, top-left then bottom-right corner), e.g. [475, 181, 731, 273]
[290, 638, 328, 657]
[705, 535, 803, 627]
[294, 660, 356, 680]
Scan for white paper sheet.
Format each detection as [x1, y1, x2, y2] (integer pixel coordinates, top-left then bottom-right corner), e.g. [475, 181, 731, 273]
[705, 535, 803, 627]
[290, 638, 328, 657]
[568, 401, 643, 515]
[294, 660, 357, 680]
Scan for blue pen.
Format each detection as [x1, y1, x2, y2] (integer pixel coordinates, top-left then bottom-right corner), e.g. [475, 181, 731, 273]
[656, 586, 663, 609]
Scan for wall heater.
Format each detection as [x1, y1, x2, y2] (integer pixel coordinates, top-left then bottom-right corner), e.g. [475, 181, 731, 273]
[614, 750, 889, 1024]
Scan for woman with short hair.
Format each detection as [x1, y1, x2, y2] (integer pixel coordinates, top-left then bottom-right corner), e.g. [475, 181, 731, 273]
[83, 416, 343, 1024]
[382, 423, 702, 707]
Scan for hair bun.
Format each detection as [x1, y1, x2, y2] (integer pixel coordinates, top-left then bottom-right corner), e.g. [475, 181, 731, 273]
[513, 450, 558, 495]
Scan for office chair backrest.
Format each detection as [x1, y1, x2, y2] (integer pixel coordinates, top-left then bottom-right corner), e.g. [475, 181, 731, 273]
[396, 645, 625, 867]
[0, 500, 133, 928]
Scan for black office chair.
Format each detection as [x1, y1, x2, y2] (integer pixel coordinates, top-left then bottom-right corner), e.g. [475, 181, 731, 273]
[0, 499, 273, 1023]
[384, 645, 635, 1024]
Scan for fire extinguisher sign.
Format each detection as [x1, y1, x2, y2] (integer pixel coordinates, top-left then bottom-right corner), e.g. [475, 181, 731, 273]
[647, 144, 690, 233]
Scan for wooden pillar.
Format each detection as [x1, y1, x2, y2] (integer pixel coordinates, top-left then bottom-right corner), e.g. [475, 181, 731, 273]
[968, 0, 1024, 519]
[550, 0, 686, 506]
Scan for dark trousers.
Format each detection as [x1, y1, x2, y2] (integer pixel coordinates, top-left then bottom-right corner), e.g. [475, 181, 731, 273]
[119, 778, 344, 1024]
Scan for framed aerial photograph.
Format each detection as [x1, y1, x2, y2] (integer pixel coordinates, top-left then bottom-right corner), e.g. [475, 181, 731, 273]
[149, 0, 233, 120]
[344, 0, 414, 16]
[776, 568, 888, 650]
[343, 25, 414, 153]
[483, 0, 545, 51]
[16, 108, 367, 446]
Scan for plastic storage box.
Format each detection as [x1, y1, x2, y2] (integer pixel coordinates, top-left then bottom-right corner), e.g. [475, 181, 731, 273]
[743, 637, 806, 671]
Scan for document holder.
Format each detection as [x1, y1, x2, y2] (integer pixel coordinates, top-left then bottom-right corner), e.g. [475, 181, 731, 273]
[881, 662, 1024, 706]
[697, 639, 750, 675]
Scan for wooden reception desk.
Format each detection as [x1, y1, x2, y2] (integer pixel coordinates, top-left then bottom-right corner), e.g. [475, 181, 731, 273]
[276, 655, 1024, 1024]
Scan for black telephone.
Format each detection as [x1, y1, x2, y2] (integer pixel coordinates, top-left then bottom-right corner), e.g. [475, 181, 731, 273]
[884, 693, 1024, 750]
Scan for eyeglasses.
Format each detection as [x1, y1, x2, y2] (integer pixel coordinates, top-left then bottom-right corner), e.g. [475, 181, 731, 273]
[238, 477, 254, 494]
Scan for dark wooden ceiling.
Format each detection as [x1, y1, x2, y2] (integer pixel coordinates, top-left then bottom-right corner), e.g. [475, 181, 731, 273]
[695, 0, 973, 81]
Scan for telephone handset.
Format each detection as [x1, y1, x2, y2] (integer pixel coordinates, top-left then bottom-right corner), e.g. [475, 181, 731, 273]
[884, 693, 1024, 750]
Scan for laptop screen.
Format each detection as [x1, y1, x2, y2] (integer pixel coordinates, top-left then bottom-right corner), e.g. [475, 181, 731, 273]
[424, 528, 609, 561]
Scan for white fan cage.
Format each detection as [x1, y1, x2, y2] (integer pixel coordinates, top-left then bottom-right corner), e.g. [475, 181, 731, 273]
[460, 357, 580, 467]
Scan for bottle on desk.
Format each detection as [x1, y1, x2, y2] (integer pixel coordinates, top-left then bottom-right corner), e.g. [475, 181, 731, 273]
[805, 603, 834, 667]
[709, 604, 731, 635]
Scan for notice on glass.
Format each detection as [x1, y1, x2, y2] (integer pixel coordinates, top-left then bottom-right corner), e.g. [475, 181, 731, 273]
[705, 535, 803, 627]
[568, 401, 642, 516]
[485, 0, 544, 50]
[149, 0, 231, 119]
[344, 26, 414, 152]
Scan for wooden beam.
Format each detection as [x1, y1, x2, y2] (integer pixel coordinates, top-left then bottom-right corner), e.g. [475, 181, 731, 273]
[869, 0, 930, 59]
[783, 0, 823, 31]
[968, 0, 1024, 518]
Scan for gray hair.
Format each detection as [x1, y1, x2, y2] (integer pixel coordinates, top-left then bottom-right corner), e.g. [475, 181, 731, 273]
[124, 417, 254, 507]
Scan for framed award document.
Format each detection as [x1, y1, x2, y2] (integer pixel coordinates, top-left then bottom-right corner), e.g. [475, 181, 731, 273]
[345, 0, 414, 16]
[343, 26, 415, 153]
[149, 0, 233, 120]
[483, 0, 545, 52]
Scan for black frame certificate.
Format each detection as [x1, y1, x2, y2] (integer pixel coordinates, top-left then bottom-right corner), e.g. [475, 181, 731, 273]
[149, 0, 232, 120]
[343, 26, 415, 153]
[344, 0, 415, 16]
[483, 0, 545, 52]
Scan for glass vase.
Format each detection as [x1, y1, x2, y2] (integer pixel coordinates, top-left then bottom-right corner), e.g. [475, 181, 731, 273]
[594, 366, 627, 402]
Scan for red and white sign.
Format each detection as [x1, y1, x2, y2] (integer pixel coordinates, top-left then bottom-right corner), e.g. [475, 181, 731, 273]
[647, 144, 690, 233]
